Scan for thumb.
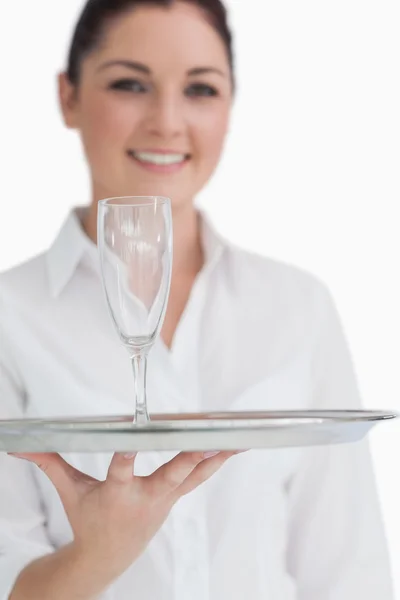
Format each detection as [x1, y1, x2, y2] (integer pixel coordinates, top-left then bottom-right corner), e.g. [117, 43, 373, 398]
[8, 452, 89, 509]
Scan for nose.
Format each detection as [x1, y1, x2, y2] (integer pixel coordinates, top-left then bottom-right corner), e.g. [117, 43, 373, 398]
[145, 90, 185, 140]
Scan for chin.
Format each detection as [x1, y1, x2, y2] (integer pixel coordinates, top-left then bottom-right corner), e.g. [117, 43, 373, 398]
[125, 184, 195, 207]
[98, 178, 197, 211]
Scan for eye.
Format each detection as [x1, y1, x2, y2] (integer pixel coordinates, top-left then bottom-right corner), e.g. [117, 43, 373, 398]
[185, 83, 219, 98]
[109, 79, 148, 93]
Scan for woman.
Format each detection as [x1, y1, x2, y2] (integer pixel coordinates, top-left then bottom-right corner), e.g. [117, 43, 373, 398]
[0, 1, 393, 598]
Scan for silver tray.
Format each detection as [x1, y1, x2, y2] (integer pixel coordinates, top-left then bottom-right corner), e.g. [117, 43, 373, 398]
[0, 410, 396, 453]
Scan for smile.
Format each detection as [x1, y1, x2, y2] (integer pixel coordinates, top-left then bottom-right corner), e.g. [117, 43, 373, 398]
[127, 150, 190, 174]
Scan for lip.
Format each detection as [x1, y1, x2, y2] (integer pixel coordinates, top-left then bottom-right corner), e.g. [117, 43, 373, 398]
[133, 148, 190, 155]
[127, 149, 190, 175]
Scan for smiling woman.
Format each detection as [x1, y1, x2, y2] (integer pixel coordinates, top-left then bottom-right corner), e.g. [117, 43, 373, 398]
[59, 0, 233, 225]
[0, 1, 395, 600]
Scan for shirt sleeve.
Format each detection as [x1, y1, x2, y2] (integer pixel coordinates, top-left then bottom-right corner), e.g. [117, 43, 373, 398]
[0, 319, 55, 600]
[285, 283, 394, 599]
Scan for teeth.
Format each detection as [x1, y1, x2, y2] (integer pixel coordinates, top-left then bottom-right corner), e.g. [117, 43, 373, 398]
[133, 151, 186, 166]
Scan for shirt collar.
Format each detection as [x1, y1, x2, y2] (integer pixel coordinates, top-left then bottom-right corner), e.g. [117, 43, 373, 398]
[46, 206, 227, 299]
[199, 209, 226, 271]
[46, 207, 98, 298]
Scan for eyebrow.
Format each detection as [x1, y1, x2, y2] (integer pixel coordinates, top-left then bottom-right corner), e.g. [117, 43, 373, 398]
[97, 60, 227, 78]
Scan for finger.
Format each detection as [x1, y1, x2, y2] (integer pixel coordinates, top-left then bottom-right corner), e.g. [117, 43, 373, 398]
[174, 451, 236, 497]
[106, 452, 138, 485]
[7, 452, 97, 507]
[145, 452, 206, 496]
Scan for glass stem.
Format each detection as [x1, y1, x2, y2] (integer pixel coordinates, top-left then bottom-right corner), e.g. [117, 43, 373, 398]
[131, 352, 150, 425]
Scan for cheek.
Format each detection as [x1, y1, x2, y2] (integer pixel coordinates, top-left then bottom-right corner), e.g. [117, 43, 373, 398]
[192, 106, 230, 165]
[79, 95, 141, 156]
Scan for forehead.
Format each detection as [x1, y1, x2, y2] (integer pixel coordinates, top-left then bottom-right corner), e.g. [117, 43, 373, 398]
[89, 3, 229, 71]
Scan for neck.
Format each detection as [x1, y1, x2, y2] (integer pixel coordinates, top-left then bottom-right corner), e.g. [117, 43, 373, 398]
[82, 198, 204, 280]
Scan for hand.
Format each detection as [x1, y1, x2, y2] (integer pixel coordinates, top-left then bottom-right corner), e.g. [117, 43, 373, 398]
[8, 450, 238, 578]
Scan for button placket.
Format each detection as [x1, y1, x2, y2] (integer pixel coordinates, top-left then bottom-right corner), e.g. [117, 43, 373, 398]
[172, 492, 210, 600]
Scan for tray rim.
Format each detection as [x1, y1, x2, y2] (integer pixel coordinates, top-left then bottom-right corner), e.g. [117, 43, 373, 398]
[0, 409, 397, 435]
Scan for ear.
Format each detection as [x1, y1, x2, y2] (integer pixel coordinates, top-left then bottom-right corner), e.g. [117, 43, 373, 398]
[58, 72, 80, 129]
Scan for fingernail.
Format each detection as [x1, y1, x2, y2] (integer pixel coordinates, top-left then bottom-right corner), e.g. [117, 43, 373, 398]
[7, 452, 32, 462]
[234, 450, 249, 455]
[203, 451, 220, 459]
[123, 453, 137, 460]
[7, 453, 26, 461]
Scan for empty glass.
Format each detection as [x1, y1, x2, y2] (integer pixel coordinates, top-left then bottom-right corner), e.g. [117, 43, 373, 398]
[97, 197, 173, 424]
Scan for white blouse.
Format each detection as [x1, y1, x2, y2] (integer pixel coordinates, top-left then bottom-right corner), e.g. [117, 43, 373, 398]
[0, 208, 394, 600]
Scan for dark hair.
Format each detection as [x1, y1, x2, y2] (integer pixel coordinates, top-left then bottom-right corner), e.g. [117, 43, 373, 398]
[66, 0, 235, 87]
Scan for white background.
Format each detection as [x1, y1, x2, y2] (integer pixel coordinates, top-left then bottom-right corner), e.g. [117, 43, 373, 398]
[0, 0, 399, 594]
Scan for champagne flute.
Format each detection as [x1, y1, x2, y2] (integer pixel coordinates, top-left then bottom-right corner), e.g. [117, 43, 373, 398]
[97, 197, 173, 425]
